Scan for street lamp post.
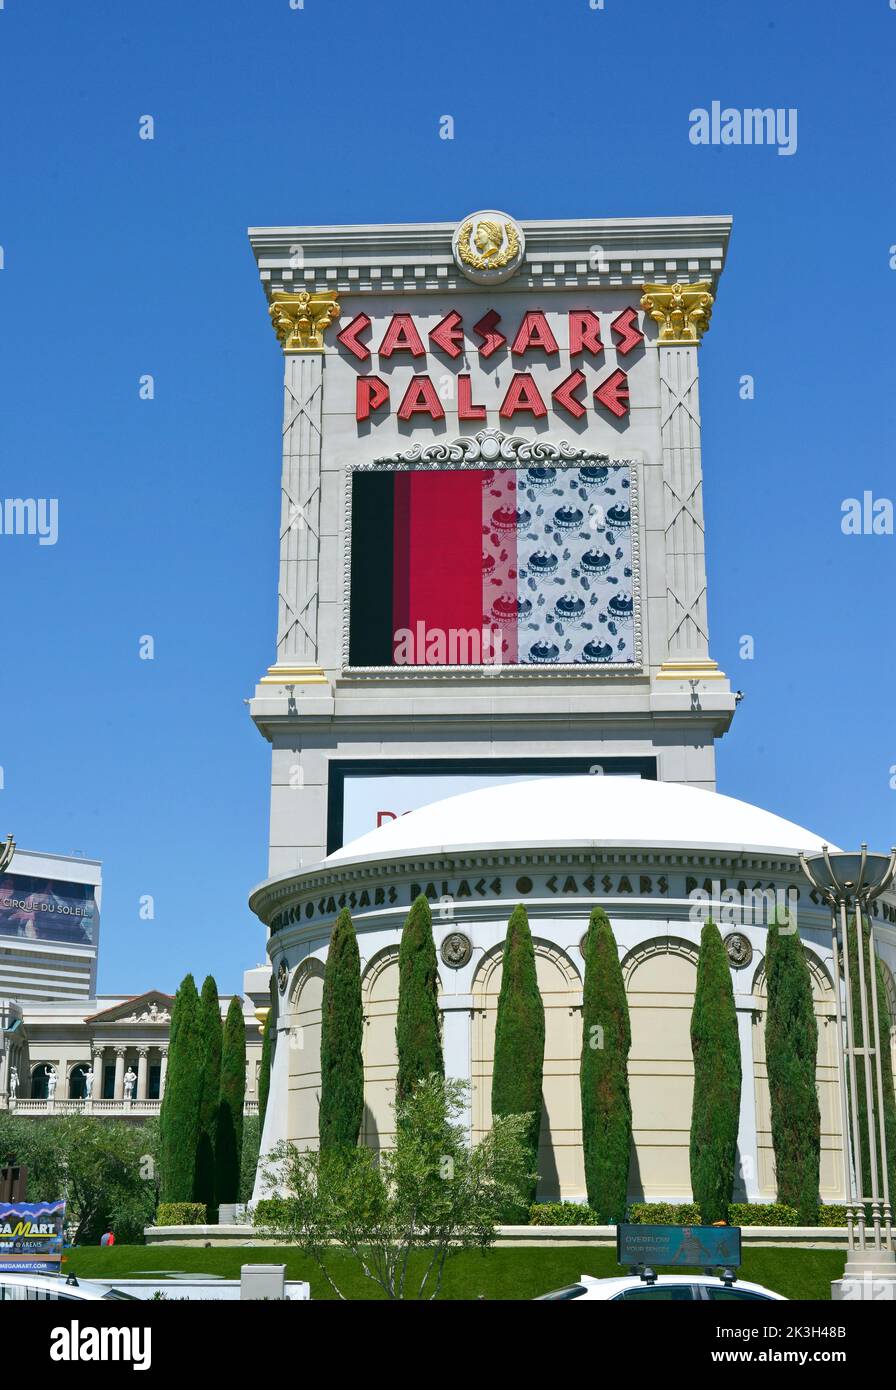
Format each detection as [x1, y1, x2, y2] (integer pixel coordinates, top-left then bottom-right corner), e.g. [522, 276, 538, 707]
[800, 844, 896, 1300]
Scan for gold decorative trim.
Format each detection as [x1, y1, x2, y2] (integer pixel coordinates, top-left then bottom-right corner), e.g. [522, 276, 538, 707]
[655, 659, 727, 681]
[456, 217, 520, 271]
[259, 665, 330, 685]
[640, 282, 713, 344]
[268, 290, 340, 353]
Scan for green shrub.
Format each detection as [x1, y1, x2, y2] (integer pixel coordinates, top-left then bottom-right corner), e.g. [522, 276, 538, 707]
[239, 1115, 261, 1205]
[194, 975, 223, 1214]
[396, 896, 443, 1102]
[765, 919, 820, 1222]
[154, 1202, 207, 1227]
[159, 975, 204, 1203]
[319, 908, 364, 1151]
[689, 920, 741, 1223]
[528, 1202, 601, 1226]
[817, 1205, 848, 1227]
[258, 1003, 274, 1134]
[216, 995, 247, 1205]
[728, 1203, 799, 1227]
[252, 1196, 289, 1229]
[627, 1202, 702, 1226]
[492, 905, 545, 1214]
[580, 907, 631, 1222]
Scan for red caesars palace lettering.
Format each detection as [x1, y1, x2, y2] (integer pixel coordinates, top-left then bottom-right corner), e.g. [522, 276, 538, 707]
[342, 308, 644, 424]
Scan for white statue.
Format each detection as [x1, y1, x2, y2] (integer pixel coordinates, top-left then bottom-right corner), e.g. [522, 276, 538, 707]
[123, 1066, 137, 1100]
[9, 1066, 18, 1101]
[83, 1065, 95, 1099]
[45, 1064, 57, 1099]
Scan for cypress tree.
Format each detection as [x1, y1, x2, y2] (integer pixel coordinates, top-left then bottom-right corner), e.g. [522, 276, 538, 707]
[319, 909, 364, 1151]
[847, 919, 896, 1210]
[580, 907, 632, 1222]
[492, 904, 545, 1210]
[159, 974, 203, 1203]
[765, 917, 820, 1222]
[193, 976, 222, 1214]
[690, 919, 742, 1223]
[257, 1004, 274, 1135]
[395, 895, 443, 1101]
[215, 995, 246, 1205]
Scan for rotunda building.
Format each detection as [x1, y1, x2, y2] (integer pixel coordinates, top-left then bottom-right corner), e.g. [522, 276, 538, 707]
[250, 775, 896, 1206]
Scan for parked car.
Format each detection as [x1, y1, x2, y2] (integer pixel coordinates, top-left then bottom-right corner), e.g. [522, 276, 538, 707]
[0, 1272, 138, 1301]
[535, 1271, 786, 1301]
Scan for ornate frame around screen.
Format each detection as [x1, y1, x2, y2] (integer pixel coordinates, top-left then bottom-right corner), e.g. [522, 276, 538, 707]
[341, 427, 643, 677]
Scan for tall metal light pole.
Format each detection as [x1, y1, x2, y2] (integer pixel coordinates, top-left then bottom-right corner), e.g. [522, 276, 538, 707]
[800, 844, 896, 1299]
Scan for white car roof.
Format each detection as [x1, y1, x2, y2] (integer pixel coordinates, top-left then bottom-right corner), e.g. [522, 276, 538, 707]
[577, 1273, 784, 1298]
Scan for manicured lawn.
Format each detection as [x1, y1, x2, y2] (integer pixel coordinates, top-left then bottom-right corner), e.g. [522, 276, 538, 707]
[62, 1243, 845, 1301]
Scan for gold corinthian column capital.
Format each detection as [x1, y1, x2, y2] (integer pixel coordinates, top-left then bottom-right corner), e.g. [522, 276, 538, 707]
[640, 281, 714, 345]
[268, 289, 341, 353]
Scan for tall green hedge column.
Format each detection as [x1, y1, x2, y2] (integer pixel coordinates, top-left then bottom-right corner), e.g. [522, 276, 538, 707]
[194, 976, 223, 1214]
[257, 1004, 274, 1134]
[690, 919, 742, 1223]
[396, 896, 443, 1101]
[319, 908, 364, 1151]
[216, 995, 247, 1205]
[580, 907, 632, 1221]
[159, 974, 203, 1203]
[492, 904, 545, 1208]
[765, 917, 820, 1222]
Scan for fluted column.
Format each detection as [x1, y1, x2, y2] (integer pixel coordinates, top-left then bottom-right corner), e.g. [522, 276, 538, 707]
[113, 1047, 126, 1100]
[641, 283, 725, 684]
[136, 1048, 149, 1101]
[259, 290, 340, 687]
[159, 1049, 168, 1098]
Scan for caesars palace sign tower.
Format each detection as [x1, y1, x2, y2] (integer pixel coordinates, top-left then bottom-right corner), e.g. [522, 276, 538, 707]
[246, 210, 734, 870]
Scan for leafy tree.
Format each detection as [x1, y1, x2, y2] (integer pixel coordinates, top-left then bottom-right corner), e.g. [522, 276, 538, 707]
[255, 1075, 534, 1299]
[216, 994, 246, 1205]
[580, 906, 632, 1221]
[765, 916, 820, 1222]
[690, 919, 742, 1223]
[396, 896, 443, 1102]
[159, 973, 203, 1203]
[319, 908, 364, 1151]
[194, 975, 223, 1214]
[491, 904, 545, 1212]
[258, 1003, 275, 1135]
[0, 1113, 159, 1243]
[239, 1115, 261, 1204]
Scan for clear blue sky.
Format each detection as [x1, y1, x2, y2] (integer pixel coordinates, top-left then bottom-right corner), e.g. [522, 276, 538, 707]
[0, 0, 893, 995]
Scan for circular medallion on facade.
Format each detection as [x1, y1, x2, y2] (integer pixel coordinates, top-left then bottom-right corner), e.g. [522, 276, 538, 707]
[724, 932, 753, 969]
[277, 959, 289, 993]
[440, 932, 473, 969]
[452, 210, 525, 286]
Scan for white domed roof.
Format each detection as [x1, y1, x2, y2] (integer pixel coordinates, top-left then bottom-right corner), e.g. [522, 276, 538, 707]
[328, 775, 834, 865]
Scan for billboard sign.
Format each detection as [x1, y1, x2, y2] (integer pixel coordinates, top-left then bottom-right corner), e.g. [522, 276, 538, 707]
[616, 1223, 742, 1269]
[327, 756, 656, 852]
[0, 872, 97, 946]
[0, 1200, 66, 1274]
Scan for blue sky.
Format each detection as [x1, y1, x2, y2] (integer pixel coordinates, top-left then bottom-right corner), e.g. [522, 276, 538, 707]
[0, 0, 894, 995]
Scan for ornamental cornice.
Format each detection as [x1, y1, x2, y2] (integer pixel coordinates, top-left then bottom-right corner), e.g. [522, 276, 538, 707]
[248, 842, 825, 925]
[248, 216, 731, 298]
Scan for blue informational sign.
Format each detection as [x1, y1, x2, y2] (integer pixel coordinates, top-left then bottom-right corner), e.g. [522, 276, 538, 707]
[0, 1200, 66, 1274]
[617, 1223, 742, 1269]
